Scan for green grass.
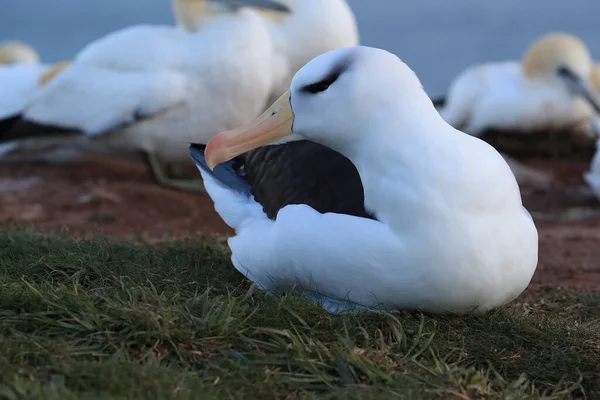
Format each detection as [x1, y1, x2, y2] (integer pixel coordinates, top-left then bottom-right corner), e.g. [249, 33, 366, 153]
[0, 228, 599, 399]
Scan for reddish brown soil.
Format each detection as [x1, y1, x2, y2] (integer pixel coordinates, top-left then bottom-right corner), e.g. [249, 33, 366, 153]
[0, 158, 233, 241]
[520, 157, 600, 292]
[0, 155, 599, 292]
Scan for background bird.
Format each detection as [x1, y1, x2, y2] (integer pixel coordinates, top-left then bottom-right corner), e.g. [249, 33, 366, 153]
[0, 0, 288, 192]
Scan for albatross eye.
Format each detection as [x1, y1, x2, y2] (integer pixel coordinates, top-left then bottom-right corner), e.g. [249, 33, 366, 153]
[300, 67, 345, 94]
[302, 80, 333, 94]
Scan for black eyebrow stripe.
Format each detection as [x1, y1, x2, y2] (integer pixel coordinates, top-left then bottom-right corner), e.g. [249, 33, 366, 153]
[300, 56, 353, 93]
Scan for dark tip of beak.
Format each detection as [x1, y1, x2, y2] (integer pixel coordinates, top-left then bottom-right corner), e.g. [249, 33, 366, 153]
[557, 65, 600, 115]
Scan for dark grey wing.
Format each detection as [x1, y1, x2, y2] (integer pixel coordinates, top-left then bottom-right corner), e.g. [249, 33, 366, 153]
[243, 141, 375, 220]
[191, 141, 375, 221]
[431, 96, 446, 108]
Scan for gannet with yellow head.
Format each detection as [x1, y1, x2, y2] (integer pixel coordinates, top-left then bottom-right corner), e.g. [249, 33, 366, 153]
[179, 0, 359, 106]
[440, 33, 600, 137]
[172, 0, 289, 30]
[0, 39, 68, 132]
[0, 0, 289, 191]
[260, 0, 359, 104]
[190, 46, 538, 314]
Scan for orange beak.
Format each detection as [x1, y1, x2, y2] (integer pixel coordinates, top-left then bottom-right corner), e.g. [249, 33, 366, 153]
[205, 91, 294, 169]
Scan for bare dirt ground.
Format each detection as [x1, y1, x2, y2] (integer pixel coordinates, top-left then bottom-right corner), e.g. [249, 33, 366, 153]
[0, 158, 233, 240]
[0, 155, 599, 293]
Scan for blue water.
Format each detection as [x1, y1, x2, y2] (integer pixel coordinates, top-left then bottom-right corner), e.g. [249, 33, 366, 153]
[1, 0, 599, 97]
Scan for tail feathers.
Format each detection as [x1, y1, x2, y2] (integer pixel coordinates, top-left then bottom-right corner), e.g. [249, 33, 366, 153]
[431, 96, 446, 108]
[190, 143, 266, 231]
[189, 143, 251, 196]
[0, 118, 80, 143]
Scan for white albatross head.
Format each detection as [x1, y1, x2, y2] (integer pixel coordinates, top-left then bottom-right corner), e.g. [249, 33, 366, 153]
[204, 46, 440, 168]
[522, 32, 600, 114]
[0, 41, 40, 64]
[172, 0, 290, 31]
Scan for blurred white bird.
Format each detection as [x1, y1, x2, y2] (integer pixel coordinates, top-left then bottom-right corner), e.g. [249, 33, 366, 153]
[0, 0, 289, 191]
[0, 41, 68, 137]
[584, 64, 600, 136]
[262, 0, 359, 104]
[437, 33, 600, 189]
[440, 33, 600, 137]
[181, 0, 360, 105]
[583, 66, 600, 200]
[585, 138, 600, 199]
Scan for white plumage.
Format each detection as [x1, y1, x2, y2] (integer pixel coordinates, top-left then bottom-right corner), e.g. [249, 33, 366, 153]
[181, 0, 359, 105]
[261, 0, 359, 103]
[0, 41, 64, 122]
[440, 33, 600, 137]
[583, 65, 600, 202]
[0, 43, 70, 161]
[0, 64, 47, 120]
[0, 0, 359, 176]
[0, 1, 288, 185]
[585, 139, 600, 200]
[19, 13, 274, 162]
[196, 46, 539, 314]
